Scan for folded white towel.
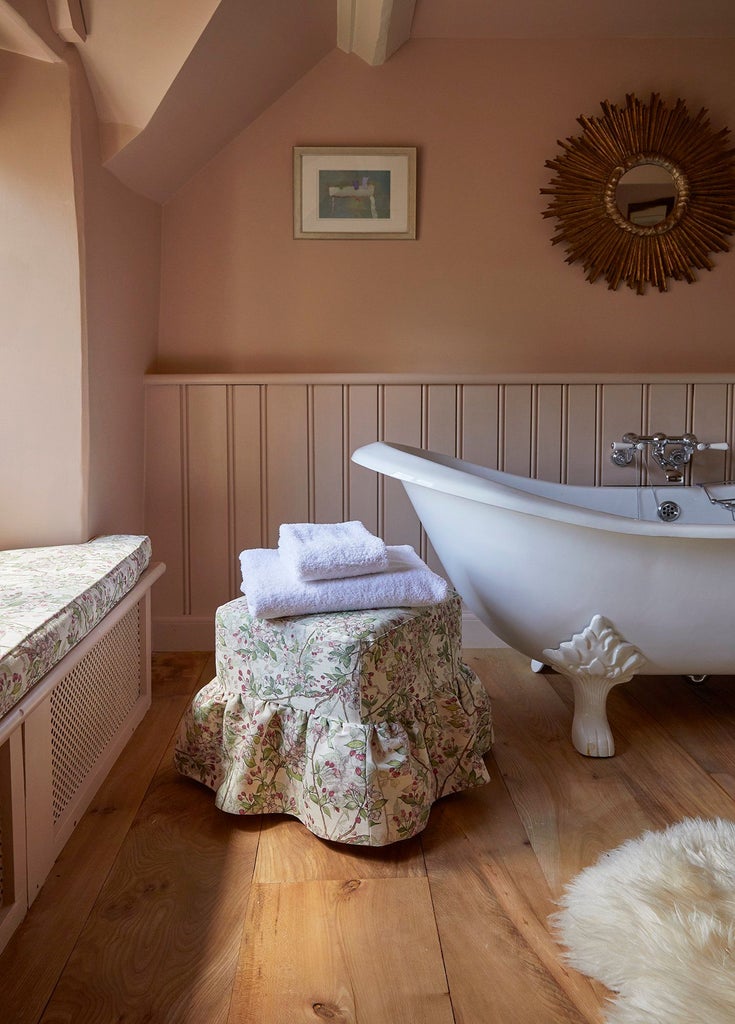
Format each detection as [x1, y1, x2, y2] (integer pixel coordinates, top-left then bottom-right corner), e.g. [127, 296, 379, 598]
[239, 545, 449, 619]
[278, 521, 389, 581]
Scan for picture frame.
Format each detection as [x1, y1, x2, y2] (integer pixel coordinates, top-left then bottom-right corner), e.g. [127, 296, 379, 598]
[293, 146, 417, 239]
[626, 196, 676, 226]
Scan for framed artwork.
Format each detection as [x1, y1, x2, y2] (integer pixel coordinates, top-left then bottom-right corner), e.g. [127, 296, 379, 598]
[293, 146, 417, 239]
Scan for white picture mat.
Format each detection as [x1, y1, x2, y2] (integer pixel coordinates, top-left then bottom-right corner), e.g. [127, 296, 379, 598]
[299, 153, 411, 234]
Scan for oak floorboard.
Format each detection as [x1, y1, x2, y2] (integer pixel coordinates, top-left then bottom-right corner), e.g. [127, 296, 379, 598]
[548, 671, 735, 823]
[623, 673, 735, 798]
[422, 766, 606, 1024]
[0, 652, 213, 1024]
[38, 716, 259, 1023]
[465, 651, 654, 893]
[479, 651, 735, 885]
[254, 814, 425, 883]
[8, 648, 735, 1024]
[227, 877, 453, 1024]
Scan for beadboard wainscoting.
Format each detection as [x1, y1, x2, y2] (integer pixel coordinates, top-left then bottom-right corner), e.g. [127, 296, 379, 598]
[144, 375, 735, 650]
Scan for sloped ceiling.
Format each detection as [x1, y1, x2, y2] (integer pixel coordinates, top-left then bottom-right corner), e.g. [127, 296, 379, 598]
[0, 0, 56, 59]
[102, 0, 337, 202]
[83, 0, 413, 201]
[3, 0, 735, 203]
[73, 0, 222, 161]
[0, 0, 339, 202]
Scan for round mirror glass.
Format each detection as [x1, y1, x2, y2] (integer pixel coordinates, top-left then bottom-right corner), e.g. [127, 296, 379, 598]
[615, 163, 678, 226]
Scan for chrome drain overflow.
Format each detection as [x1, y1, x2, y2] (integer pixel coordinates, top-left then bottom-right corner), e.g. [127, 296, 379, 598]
[657, 500, 681, 522]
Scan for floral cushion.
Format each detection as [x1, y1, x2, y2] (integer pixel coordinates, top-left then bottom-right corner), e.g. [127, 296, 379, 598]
[0, 535, 152, 718]
[174, 592, 493, 846]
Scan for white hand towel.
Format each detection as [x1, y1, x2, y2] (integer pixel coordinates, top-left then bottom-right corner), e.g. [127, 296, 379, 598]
[278, 521, 389, 581]
[239, 545, 449, 619]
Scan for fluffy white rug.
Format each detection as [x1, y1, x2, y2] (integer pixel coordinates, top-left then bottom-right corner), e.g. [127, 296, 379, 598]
[552, 818, 735, 1024]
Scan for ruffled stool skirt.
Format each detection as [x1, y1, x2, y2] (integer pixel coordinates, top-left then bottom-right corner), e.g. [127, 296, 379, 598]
[174, 593, 493, 846]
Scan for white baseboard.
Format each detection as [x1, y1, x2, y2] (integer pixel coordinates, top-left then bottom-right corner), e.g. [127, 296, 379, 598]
[154, 611, 505, 652]
[461, 612, 508, 649]
[153, 616, 216, 651]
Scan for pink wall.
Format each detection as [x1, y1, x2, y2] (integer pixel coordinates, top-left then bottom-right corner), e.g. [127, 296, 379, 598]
[0, 42, 160, 550]
[70, 51, 162, 539]
[159, 39, 735, 375]
[0, 51, 86, 549]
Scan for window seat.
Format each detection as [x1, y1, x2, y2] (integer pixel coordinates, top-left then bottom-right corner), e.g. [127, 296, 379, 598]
[0, 536, 164, 953]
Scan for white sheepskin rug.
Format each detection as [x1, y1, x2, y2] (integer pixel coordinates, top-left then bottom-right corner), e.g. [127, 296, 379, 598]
[552, 818, 735, 1024]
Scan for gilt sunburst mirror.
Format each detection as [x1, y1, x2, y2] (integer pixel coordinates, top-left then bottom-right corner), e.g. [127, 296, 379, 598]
[541, 93, 735, 293]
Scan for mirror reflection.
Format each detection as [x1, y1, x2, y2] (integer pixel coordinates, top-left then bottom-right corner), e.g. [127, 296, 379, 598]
[615, 163, 678, 226]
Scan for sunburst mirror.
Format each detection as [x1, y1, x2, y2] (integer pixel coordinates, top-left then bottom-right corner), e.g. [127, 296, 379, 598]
[541, 93, 735, 293]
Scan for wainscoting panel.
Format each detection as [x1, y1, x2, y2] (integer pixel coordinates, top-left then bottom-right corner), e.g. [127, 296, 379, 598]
[263, 385, 309, 547]
[144, 375, 735, 649]
[383, 385, 422, 551]
[232, 385, 263, 589]
[600, 384, 643, 486]
[187, 386, 230, 618]
[460, 384, 499, 468]
[536, 385, 564, 482]
[312, 385, 344, 526]
[144, 385, 185, 618]
[566, 385, 597, 485]
[691, 384, 731, 485]
[346, 385, 380, 537]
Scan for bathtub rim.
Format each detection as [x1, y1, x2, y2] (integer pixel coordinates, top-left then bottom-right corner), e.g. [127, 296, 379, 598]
[351, 441, 735, 539]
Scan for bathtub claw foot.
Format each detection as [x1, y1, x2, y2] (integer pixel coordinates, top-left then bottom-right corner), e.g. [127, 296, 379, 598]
[542, 615, 647, 758]
[569, 677, 620, 757]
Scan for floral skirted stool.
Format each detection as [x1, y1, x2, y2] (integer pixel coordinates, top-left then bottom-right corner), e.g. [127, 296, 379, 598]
[174, 591, 493, 846]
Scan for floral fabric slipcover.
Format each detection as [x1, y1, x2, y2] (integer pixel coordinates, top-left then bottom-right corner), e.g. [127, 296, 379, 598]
[0, 535, 152, 718]
[174, 592, 493, 846]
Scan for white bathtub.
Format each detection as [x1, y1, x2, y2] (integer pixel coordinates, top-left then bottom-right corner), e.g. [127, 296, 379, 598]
[351, 441, 735, 757]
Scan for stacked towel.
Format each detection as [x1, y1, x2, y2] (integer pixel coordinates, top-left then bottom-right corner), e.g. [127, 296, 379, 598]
[278, 521, 388, 581]
[240, 544, 448, 619]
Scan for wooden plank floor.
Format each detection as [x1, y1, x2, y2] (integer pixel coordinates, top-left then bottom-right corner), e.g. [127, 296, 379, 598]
[2, 648, 735, 1023]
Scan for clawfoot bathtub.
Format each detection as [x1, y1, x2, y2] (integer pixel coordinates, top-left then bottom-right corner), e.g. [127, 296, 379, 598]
[351, 441, 735, 757]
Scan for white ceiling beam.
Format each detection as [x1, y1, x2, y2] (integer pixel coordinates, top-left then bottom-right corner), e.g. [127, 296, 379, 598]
[0, 0, 58, 60]
[46, 0, 87, 43]
[338, 0, 415, 66]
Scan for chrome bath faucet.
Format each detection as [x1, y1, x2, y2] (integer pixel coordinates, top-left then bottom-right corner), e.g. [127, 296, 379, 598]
[610, 432, 729, 483]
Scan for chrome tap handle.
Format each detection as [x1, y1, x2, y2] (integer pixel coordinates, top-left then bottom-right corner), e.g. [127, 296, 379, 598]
[696, 441, 729, 451]
[610, 440, 636, 467]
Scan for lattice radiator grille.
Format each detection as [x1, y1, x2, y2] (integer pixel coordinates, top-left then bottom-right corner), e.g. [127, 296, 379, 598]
[0, 738, 11, 909]
[50, 604, 142, 824]
[0, 799, 5, 907]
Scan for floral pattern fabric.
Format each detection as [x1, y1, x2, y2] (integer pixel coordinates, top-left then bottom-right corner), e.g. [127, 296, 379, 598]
[0, 535, 152, 718]
[174, 592, 493, 846]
